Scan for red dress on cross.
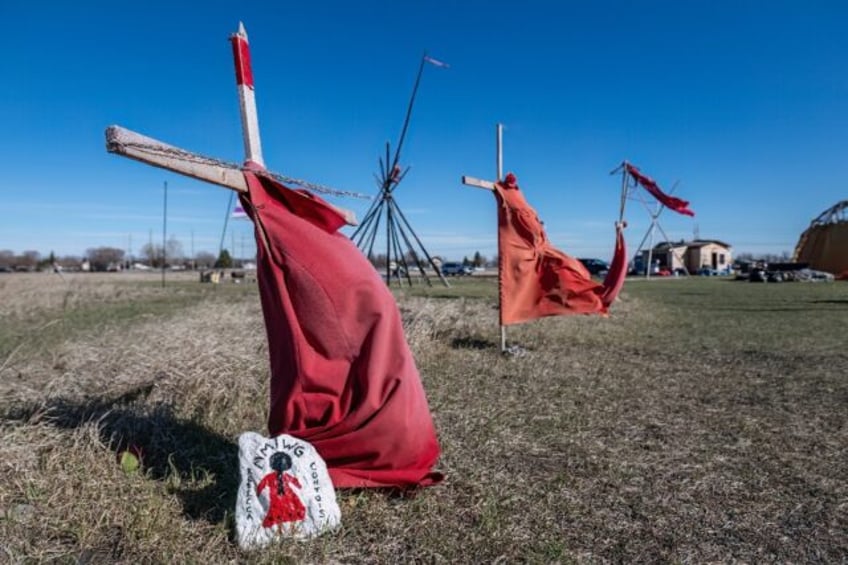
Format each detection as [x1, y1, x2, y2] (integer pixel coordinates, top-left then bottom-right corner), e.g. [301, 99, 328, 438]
[239, 166, 443, 489]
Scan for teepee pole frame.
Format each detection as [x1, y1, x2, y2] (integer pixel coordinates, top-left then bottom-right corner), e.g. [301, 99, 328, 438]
[350, 53, 448, 287]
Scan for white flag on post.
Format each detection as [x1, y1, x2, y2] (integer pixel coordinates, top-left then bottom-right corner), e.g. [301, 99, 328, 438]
[424, 55, 450, 68]
[232, 202, 248, 219]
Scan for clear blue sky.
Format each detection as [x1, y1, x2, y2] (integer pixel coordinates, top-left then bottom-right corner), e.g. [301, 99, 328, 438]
[2, 1, 846, 262]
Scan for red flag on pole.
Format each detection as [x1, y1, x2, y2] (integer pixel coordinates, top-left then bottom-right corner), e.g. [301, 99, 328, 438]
[239, 166, 443, 489]
[625, 163, 695, 217]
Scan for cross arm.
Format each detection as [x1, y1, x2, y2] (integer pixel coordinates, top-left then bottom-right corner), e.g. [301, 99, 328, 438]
[106, 125, 248, 192]
[461, 175, 495, 191]
[106, 125, 358, 225]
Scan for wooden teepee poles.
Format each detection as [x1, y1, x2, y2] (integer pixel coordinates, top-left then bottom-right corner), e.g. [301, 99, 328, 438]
[389, 53, 428, 176]
[349, 53, 448, 288]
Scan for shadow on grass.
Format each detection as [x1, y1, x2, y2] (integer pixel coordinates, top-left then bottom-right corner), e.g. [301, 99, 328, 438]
[706, 306, 837, 312]
[450, 336, 498, 350]
[2, 384, 238, 528]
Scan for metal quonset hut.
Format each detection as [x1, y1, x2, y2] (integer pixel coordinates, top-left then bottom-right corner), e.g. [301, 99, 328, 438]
[793, 200, 848, 276]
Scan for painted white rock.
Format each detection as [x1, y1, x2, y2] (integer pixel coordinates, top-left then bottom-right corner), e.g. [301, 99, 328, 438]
[236, 432, 340, 549]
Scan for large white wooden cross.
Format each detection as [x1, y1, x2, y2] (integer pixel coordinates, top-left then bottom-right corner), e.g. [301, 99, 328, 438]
[461, 123, 507, 353]
[105, 22, 358, 226]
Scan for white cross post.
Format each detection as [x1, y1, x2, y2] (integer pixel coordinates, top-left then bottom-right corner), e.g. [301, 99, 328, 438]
[231, 22, 264, 167]
[105, 22, 356, 225]
[461, 123, 507, 353]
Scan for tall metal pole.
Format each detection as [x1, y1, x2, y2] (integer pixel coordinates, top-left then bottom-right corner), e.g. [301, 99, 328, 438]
[162, 180, 167, 288]
[496, 124, 506, 353]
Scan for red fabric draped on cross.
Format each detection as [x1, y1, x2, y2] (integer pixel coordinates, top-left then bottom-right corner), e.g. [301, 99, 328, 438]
[599, 224, 628, 307]
[238, 166, 443, 489]
[625, 163, 695, 217]
[495, 173, 626, 325]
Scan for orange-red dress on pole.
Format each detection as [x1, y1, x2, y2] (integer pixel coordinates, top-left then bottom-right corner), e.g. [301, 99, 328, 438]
[494, 173, 626, 325]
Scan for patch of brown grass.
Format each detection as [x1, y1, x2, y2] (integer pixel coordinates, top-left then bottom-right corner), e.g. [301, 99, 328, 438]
[1, 275, 847, 562]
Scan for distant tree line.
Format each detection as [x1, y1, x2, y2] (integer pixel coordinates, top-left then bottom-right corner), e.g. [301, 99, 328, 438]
[0, 239, 240, 272]
[366, 250, 497, 270]
[735, 251, 793, 264]
[2, 241, 500, 273]
[0, 249, 42, 271]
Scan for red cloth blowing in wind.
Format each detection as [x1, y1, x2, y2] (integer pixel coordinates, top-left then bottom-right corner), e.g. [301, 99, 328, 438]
[625, 163, 695, 217]
[495, 173, 627, 325]
[238, 166, 442, 489]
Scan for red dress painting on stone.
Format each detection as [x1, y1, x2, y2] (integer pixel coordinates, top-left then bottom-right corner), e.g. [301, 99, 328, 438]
[257, 472, 306, 527]
[238, 164, 443, 490]
[494, 173, 627, 325]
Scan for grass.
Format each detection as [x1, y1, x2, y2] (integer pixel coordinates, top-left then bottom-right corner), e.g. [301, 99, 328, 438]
[0, 273, 255, 368]
[1, 272, 846, 562]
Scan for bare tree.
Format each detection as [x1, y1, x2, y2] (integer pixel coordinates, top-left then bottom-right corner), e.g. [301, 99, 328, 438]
[166, 236, 184, 266]
[140, 243, 164, 268]
[87, 247, 126, 271]
[370, 254, 389, 268]
[195, 251, 216, 269]
[57, 255, 82, 270]
[15, 250, 40, 271]
[0, 250, 13, 269]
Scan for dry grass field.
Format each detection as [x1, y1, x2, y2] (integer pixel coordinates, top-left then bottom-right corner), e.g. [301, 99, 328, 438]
[1, 271, 846, 563]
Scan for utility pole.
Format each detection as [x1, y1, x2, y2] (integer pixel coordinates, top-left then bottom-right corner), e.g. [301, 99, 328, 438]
[162, 180, 168, 287]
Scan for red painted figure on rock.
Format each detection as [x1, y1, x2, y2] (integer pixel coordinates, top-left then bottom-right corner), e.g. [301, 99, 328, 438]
[256, 451, 306, 528]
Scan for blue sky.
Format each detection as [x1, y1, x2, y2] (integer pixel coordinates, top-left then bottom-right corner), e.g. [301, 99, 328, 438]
[1, 1, 846, 262]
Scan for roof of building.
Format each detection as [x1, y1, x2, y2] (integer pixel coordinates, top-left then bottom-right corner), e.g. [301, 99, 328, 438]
[651, 239, 732, 251]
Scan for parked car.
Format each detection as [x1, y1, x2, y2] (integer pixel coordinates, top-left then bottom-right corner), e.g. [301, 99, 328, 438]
[749, 268, 768, 282]
[578, 258, 609, 276]
[440, 262, 473, 276]
[767, 271, 784, 283]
